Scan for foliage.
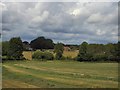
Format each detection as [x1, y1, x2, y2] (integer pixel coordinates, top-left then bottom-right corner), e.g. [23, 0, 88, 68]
[2, 36, 119, 62]
[79, 42, 88, 55]
[113, 42, 120, 62]
[54, 43, 64, 60]
[92, 54, 108, 61]
[32, 50, 43, 59]
[32, 50, 54, 60]
[77, 41, 119, 62]
[77, 42, 93, 61]
[7, 37, 24, 60]
[44, 51, 54, 60]
[2, 41, 9, 56]
[30, 37, 54, 50]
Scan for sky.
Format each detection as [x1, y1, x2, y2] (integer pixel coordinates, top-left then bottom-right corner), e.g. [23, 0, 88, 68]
[1, 2, 118, 44]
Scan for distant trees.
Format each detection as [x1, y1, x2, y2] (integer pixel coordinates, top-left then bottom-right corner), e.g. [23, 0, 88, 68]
[54, 43, 64, 60]
[77, 41, 119, 62]
[23, 41, 31, 51]
[23, 41, 29, 45]
[1, 36, 119, 62]
[7, 37, 24, 60]
[114, 42, 120, 62]
[30, 37, 54, 50]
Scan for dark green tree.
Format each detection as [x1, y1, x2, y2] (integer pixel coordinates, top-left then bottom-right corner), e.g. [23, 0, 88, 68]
[54, 43, 64, 60]
[30, 37, 54, 50]
[2, 41, 9, 56]
[114, 42, 120, 61]
[77, 41, 92, 61]
[8, 37, 24, 60]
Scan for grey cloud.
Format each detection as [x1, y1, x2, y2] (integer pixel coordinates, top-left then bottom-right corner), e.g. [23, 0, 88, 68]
[1, 2, 118, 44]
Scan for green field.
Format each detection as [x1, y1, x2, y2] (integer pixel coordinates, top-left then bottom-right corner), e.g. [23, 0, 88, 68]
[2, 60, 118, 88]
[0, 63, 2, 89]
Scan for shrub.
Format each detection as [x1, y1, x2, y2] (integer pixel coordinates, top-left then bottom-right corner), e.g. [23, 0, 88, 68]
[77, 53, 93, 62]
[65, 56, 73, 60]
[55, 51, 63, 60]
[92, 54, 108, 61]
[32, 50, 54, 60]
[32, 50, 43, 59]
[54, 43, 64, 60]
[43, 51, 54, 60]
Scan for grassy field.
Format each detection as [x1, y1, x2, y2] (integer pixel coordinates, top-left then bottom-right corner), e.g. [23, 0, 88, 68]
[0, 63, 2, 89]
[2, 60, 118, 88]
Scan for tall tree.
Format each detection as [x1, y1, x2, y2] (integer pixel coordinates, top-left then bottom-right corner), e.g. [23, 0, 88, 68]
[54, 43, 64, 60]
[77, 41, 92, 61]
[8, 37, 23, 60]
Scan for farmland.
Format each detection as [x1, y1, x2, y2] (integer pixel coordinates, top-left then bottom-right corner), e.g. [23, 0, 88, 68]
[22, 50, 79, 60]
[63, 50, 79, 58]
[0, 63, 2, 89]
[2, 60, 118, 88]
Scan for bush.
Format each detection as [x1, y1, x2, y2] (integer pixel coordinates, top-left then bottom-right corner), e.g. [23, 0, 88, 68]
[92, 54, 108, 61]
[65, 56, 73, 60]
[43, 51, 54, 60]
[55, 51, 63, 60]
[77, 53, 93, 62]
[32, 50, 43, 59]
[32, 50, 54, 60]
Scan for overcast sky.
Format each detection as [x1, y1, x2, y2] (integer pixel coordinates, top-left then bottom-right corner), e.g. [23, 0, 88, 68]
[1, 2, 118, 44]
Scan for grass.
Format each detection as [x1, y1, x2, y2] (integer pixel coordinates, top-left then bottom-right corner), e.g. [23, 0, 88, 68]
[0, 63, 2, 89]
[2, 60, 118, 88]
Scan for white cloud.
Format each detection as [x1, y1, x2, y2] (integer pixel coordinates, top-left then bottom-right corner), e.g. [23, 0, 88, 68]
[70, 9, 81, 16]
[31, 10, 49, 23]
[0, 2, 7, 11]
[96, 29, 106, 36]
[2, 2, 118, 44]
[87, 13, 103, 23]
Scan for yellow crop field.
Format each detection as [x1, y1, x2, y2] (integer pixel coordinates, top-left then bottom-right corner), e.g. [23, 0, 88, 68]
[63, 50, 79, 58]
[22, 51, 32, 60]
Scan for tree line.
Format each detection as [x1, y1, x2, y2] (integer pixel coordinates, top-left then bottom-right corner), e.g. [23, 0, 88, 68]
[77, 42, 120, 62]
[2, 36, 120, 62]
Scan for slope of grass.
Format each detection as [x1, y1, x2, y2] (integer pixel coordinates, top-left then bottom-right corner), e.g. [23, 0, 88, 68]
[2, 60, 118, 88]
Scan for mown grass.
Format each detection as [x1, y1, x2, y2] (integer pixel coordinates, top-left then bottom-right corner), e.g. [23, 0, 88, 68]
[2, 60, 118, 88]
[0, 63, 2, 89]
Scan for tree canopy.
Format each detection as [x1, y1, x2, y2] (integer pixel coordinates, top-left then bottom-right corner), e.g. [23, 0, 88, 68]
[30, 37, 54, 50]
[2, 41, 9, 56]
[7, 37, 24, 60]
